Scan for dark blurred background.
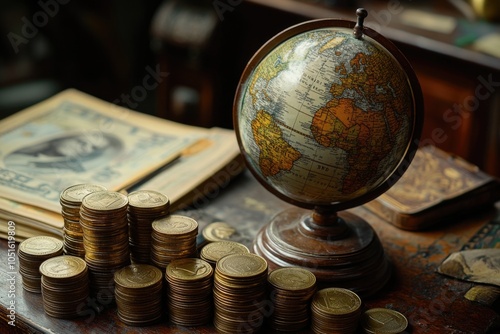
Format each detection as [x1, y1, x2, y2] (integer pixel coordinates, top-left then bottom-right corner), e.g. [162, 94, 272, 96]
[0, 0, 499, 175]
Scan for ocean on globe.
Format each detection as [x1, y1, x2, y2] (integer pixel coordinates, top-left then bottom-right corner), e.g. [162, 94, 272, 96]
[234, 22, 419, 209]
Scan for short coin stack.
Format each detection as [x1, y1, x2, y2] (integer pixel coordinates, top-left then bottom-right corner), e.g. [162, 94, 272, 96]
[151, 215, 198, 269]
[18, 236, 63, 293]
[311, 287, 362, 334]
[59, 184, 107, 257]
[40, 255, 89, 318]
[361, 308, 408, 334]
[80, 191, 130, 298]
[165, 258, 213, 326]
[267, 267, 317, 332]
[114, 264, 163, 326]
[213, 253, 269, 334]
[199, 240, 249, 267]
[127, 190, 170, 263]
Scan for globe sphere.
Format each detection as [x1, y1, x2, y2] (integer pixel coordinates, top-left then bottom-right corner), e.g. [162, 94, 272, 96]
[234, 18, 423, 210]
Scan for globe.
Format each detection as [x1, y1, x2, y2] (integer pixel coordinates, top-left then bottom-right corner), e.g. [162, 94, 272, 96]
[234, 14, 422, 211]
[233, 10, 423, 296]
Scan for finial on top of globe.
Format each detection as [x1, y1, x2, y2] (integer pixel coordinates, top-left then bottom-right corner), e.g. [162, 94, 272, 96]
[353, 8, 368, 39]
[233, 8, 423, 296]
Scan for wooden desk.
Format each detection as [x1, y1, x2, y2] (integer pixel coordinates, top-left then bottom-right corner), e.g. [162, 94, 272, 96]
[1, 171, 499, 333]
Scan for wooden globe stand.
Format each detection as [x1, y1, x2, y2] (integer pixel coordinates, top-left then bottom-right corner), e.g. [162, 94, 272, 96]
[254, 206, 391, 297]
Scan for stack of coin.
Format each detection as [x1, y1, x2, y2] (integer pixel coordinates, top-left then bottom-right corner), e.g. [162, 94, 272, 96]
[213, 253, 269, 334]
[40, 255, 89, 319]
[361, 308, 408, 334]
[165, 258, 213, 326]
[150, 215, 198, 269]
[267, 267, 317, 332]
[18, 236, 63, 293]
[114, 264, 163, 326]
[127, 190, 170, 263]
[80, 191, 130, 297]
[311, 287, 362, 334]
[60, 184, 107, 257]
[200, 240, 249, 267]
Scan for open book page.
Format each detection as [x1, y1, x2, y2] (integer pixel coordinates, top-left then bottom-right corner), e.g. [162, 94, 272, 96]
[131, 127, 245, 211]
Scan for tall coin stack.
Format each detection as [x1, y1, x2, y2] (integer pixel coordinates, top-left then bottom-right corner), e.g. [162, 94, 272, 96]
[165, 258, 213, 326]
[127, 190, 170, 264]
[267, 267, 317, 332]
[150, 215, 198, 269]
[39, 255, 89, 319]
[199, 240, 250, 267]
[311, 287, 362, 334]
[213, 253, 269, 334]
[80, 191, 130, 298]
[18, 236, 63, 293]
[114, 264, 163, 326]
[60, 184, 107, 257]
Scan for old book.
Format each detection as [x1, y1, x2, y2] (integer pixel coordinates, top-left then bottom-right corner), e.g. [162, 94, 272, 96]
[364, 145, 500, 230]
[0, 89, 243, 240]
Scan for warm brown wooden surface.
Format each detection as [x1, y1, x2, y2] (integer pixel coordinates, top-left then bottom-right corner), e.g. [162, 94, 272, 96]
[1, 171, 499, 333]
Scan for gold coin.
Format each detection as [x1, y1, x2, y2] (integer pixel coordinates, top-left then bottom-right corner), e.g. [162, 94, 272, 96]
[114, 264, 162, 289]
[81, 191, 128, 211]
[128, 190, 169, 209]
[268, 267, 316, 291]
[39, 255, 87, 279]
[166, 258, 213, 281]
[200, 241, 249, 263]
[152, 215, 198, 235]
[216, 253, 267, 278]
[202, 222, 236, 242]
[60, 184, 107, 205]
[361, 308, 408, 334]
[19, 236, 63, 257]
[312, 287, 361, 316]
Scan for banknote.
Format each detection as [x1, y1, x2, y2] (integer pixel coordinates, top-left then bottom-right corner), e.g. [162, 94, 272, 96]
[0, 89, 203, 213]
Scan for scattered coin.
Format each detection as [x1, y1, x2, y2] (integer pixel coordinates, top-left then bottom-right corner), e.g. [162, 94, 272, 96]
[202, 221, 237, 242]
[361, 307, 408, 334]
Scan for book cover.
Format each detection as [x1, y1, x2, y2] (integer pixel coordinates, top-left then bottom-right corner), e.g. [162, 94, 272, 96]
[364, 145, 500, 230]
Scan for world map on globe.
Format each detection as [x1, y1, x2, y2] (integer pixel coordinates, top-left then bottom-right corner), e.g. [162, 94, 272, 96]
[235, 25, 417, 208]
